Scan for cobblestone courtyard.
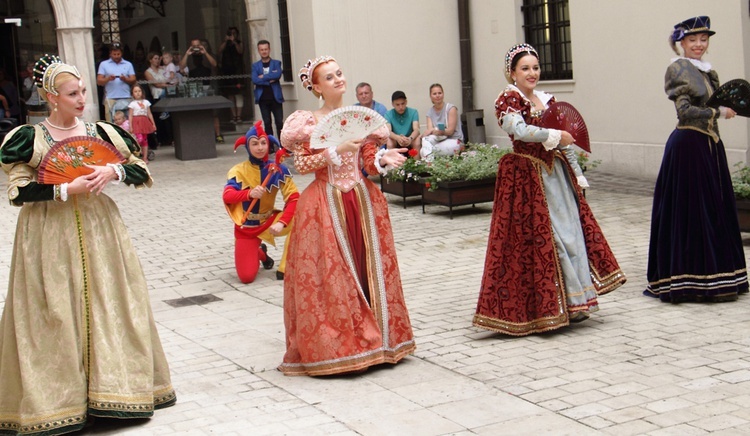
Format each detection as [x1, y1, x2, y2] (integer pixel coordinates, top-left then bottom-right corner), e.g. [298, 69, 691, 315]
[1, 140, 749, 435]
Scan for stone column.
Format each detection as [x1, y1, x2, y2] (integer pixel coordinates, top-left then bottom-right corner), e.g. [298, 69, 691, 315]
[246, 0, 269, 64]
[49, 0, 99, 122]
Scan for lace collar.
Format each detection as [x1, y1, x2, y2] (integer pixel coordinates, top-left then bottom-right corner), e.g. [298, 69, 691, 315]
[507, 84, 554, 108]
[671, 57, 712, 72]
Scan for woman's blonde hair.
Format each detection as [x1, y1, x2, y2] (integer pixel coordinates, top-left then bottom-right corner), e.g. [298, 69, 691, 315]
[40, 71, 80, 104]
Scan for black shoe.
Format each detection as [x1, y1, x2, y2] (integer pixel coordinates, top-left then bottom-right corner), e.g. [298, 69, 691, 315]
[260, 243, 274, 270]
[276, 271, 284, 280]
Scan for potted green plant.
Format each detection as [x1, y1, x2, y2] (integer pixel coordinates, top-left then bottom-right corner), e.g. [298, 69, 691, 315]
[420, 143, 510, 218]
[381, 149, 428, 208]
[731, 162, 750, 231]
[576, 150, 601, 173]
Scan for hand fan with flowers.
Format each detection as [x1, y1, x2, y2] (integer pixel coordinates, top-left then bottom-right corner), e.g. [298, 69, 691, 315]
[541, 102, 591, 153]
[37, 136, 125, 185]
[310, 105, 387, 149]
[706, 79, 750, 118]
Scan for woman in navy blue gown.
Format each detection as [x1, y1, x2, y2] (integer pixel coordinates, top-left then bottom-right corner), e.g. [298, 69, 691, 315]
[646, 16, 748, 302]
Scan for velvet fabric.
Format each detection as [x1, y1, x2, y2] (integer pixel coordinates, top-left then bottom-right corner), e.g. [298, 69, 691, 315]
[646, 129, 748, 301]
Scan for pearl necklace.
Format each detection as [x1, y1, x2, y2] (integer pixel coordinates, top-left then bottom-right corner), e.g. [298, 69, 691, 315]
[45, 117, 80, 131]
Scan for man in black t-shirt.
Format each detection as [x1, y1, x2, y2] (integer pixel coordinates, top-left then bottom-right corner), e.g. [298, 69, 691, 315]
[179, 38, 223, 142]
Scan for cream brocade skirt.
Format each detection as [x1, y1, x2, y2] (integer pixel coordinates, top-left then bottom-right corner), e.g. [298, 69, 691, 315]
[0, 193, 175, 435]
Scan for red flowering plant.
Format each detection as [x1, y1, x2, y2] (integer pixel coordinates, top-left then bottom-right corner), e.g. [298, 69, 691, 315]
[421, 142, 510, 191]
[384, 148, 429, 183]
[576, 151, 600, 172]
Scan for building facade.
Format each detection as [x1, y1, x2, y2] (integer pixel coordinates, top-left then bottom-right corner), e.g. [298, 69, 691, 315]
[2, 0, 749, 179]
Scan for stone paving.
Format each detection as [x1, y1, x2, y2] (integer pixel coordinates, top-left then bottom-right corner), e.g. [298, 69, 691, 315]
[2, 137, 750, 435]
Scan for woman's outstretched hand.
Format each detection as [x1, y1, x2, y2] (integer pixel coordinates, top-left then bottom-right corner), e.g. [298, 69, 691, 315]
[380, 148, 408, 168]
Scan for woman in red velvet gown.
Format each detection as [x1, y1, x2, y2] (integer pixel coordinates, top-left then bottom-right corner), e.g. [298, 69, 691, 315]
[473, 44, 626, 336]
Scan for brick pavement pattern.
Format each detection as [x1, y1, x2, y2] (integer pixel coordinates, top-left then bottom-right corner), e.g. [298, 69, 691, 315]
[1, 139, 749, 435]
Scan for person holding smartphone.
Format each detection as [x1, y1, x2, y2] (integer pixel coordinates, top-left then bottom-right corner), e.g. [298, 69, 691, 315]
[96, 42, 136, 122]
[420, 83, 463, 161]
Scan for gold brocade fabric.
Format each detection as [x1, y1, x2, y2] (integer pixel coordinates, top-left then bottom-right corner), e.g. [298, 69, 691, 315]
[0, 127, 175, 435]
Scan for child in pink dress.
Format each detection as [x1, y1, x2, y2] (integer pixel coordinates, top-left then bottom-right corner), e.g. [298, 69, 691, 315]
[127, 84, 156, 163]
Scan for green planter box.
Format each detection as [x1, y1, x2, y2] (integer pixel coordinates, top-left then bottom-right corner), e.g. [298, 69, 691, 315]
[421, 178, 496, 219]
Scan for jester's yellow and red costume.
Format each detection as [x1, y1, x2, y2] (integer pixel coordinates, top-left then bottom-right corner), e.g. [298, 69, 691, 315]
[223, 122, 299, 283]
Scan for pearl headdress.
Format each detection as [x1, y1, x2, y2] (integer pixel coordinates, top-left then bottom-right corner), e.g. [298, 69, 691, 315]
[298, 55, 336, 96]
[33, 54, 82, 97]
[504, 43, 538, 83]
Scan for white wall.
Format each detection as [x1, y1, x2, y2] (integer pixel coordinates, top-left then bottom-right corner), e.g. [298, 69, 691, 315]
[285, 0, 464, 130]
[256, 0, 750, 180]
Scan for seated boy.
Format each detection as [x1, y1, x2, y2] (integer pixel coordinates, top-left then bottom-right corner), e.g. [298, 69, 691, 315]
[223, 121, 298, 283]
[385, 90, 421, 156]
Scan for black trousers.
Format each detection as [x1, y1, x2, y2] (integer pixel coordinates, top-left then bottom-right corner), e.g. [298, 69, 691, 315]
[258, 99, 284, 140]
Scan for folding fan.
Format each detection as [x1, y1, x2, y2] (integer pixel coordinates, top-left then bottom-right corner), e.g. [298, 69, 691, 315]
[310, 105, 388, 149]
[541, 102, 591, 153]
[37, 136, 125, 185]
[706, 79, 750, 118]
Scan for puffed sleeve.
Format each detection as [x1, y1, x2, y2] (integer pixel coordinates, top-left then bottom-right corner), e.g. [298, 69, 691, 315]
[665, 61, 719, 124]
[280, 110, 332, 175]
[0, 125, 55, 205]
[495, 89, 560, 149]
[95, 121, 152, 187]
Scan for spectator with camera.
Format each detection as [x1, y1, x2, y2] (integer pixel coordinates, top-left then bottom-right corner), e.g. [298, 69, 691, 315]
[179, 38, 224, 142]
[219, 26, 245, 124]
[96, 42, 136, 122]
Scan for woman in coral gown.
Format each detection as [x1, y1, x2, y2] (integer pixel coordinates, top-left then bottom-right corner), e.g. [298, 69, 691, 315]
[473, 44, 626, 336]
[279, 56, 415, 376]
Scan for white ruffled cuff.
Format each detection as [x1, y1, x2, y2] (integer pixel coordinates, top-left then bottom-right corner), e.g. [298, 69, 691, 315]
[60, 183, 68, 201]
[542, 129, 561, 151]
[107, 163, 124, 184]
[373, 148, 390, 175]
[326, 147, 342, 167]
[577, 175, 590, 188]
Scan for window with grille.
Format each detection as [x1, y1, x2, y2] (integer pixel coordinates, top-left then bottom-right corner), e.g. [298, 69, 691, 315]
[278, 0, 292, 82]
[521, 0, 572, 80]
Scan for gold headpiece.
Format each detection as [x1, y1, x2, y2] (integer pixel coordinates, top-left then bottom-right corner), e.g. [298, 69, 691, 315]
[504, 44, 538, 83]
[33, 54, 82, 97]
[298, 55, 336, 95]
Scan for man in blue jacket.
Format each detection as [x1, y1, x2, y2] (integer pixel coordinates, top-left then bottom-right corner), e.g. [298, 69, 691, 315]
[251, 40, 284, 144]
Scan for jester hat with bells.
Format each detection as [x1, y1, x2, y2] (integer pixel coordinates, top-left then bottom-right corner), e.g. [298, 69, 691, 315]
[233, 121, 291, 190]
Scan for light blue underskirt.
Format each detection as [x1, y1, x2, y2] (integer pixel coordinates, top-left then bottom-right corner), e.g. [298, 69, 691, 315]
[541, 159, 598, 311]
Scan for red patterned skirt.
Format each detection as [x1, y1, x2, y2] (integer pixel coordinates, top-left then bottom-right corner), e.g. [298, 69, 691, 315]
[473, 152, 625, 336]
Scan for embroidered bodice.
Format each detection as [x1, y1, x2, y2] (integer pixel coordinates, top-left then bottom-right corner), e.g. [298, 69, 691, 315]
[495, 86, 558, 167]
[665, 58, 721, 142]
[280, 110, 389, 192]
